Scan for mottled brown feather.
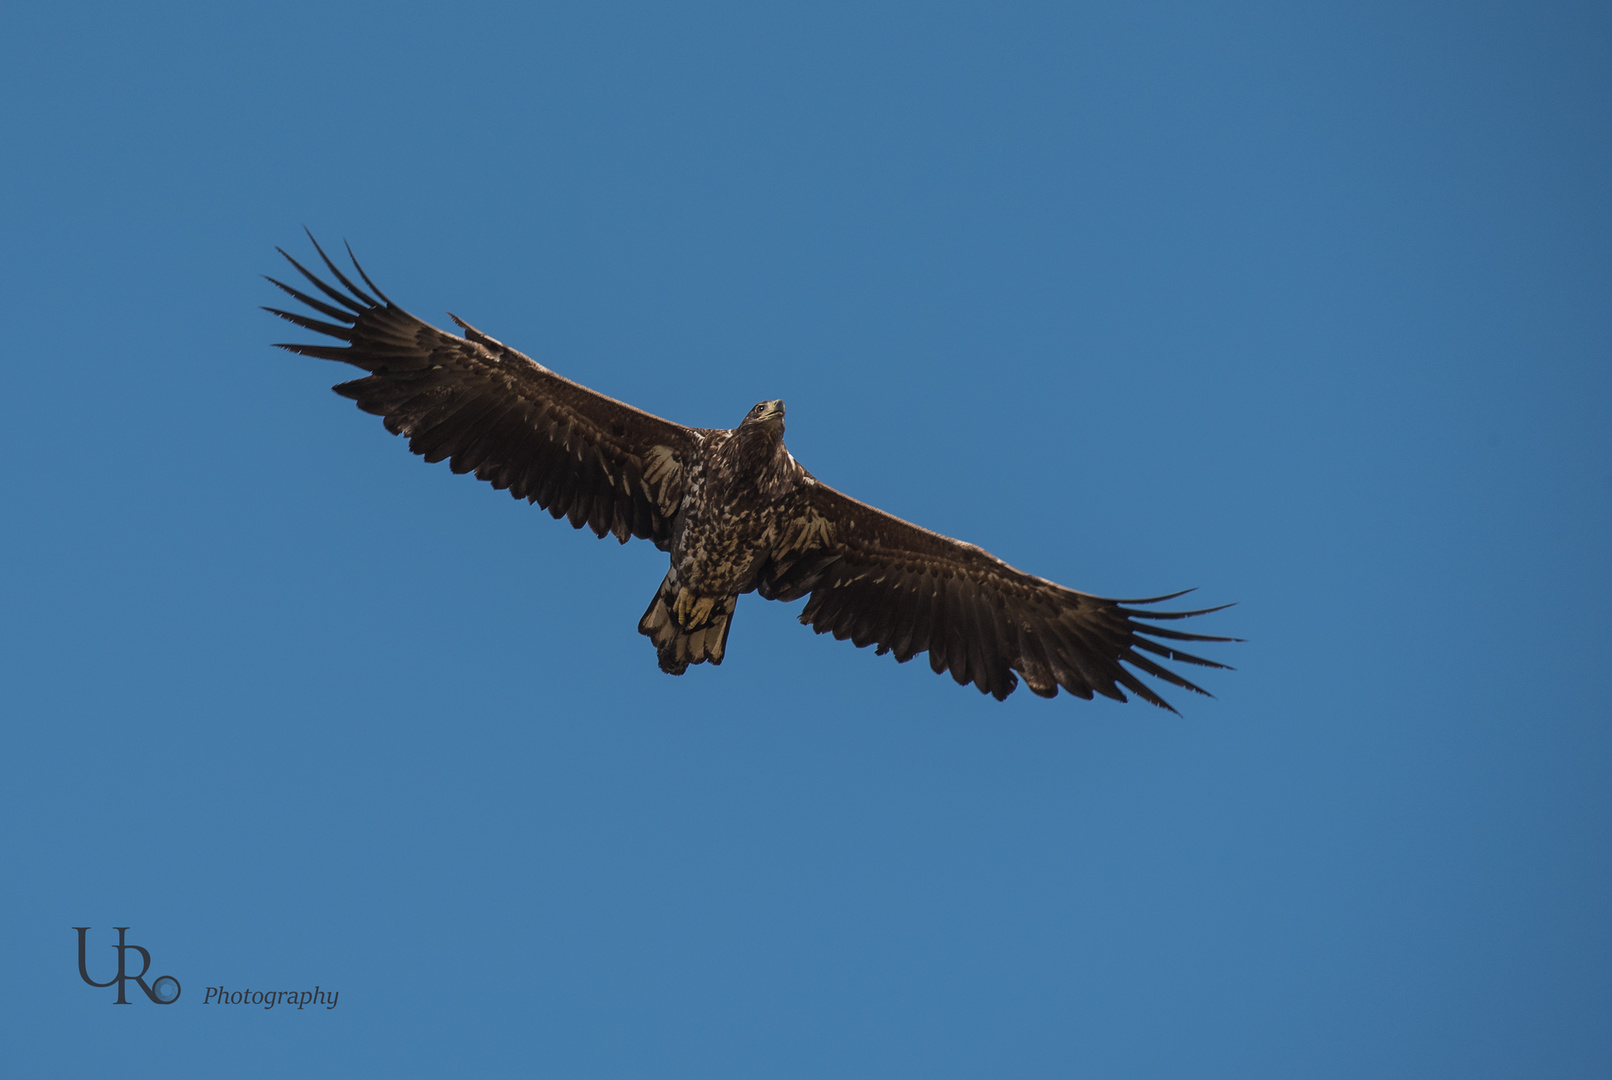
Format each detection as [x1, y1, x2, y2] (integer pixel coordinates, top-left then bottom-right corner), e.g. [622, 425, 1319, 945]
[268, 237, 703, 554]
[768, 483, 1237, 710]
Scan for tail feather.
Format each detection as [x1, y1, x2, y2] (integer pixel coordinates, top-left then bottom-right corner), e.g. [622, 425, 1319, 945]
[638, 573, 737, 675]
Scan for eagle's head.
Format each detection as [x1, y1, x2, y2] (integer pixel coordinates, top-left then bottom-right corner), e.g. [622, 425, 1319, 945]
[742, 399, 786, 432]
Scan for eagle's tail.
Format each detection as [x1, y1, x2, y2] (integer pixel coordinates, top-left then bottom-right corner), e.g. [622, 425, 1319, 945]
[638, 573, 737, 675]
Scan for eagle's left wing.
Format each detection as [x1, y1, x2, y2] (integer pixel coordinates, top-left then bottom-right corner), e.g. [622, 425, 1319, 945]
[757, 480, 1236, 708]
[265, 236, 703, 550]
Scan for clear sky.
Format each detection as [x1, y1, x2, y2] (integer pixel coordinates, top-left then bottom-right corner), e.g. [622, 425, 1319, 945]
[4, 1, 1609, 1076]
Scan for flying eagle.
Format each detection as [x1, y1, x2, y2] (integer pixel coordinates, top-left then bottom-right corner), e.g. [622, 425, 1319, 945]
[266, 237, 1235, 708]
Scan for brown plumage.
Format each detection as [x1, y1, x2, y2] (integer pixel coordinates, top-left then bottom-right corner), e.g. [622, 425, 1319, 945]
[267, 235, 1237, 708]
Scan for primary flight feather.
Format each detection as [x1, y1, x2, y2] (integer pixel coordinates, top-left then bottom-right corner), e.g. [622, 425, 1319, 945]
[266, 235, 1236, 708]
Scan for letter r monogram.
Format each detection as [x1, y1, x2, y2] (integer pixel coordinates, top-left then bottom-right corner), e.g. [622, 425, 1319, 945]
[74, 927, 180, 1004]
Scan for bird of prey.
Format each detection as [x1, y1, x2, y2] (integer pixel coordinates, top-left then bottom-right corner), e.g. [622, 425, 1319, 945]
[266, 236, 1235, 708]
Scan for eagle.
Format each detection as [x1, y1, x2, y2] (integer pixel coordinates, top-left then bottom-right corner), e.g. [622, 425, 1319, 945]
[266, 236, 1235, 708]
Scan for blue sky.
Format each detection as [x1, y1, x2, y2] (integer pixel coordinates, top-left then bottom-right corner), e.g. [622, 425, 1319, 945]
[3, 1, 1609, 1076]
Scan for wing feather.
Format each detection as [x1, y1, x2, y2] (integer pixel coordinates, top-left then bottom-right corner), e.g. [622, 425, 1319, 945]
[764, 482, 1237, 709]
[267, 237, 702, 551]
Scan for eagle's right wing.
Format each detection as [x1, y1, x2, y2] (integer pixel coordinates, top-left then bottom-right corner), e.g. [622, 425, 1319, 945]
[758, 480, 1236, 708]
[266, 236, 701, 550]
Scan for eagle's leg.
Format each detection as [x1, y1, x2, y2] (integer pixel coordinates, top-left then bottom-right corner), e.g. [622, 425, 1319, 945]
[637, 571, 738, 675]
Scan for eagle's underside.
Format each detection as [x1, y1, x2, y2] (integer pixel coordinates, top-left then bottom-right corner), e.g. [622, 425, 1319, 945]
[266, 234, 1237, 708]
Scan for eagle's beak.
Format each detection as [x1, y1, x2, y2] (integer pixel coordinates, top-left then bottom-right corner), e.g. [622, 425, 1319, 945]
[759, 400, 786, 422]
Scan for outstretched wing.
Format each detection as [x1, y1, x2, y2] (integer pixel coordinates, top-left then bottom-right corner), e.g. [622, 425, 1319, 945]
[266, 236, 701, 550]
[757, 481, 1237, 709]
